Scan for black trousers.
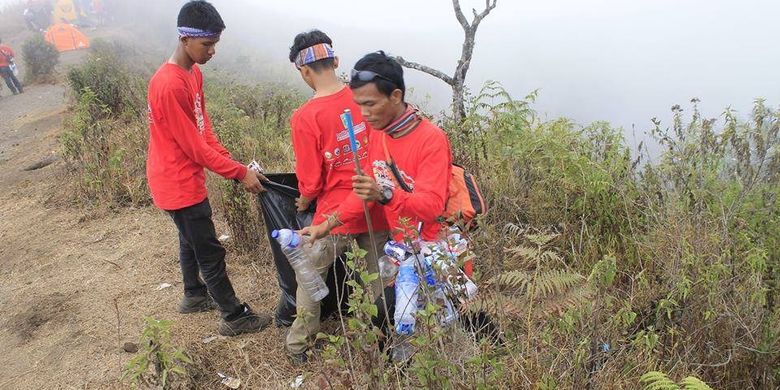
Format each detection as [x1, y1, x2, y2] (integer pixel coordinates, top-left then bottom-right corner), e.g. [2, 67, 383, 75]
[168, 198, 243, 319]
[0, 66, 22, 95]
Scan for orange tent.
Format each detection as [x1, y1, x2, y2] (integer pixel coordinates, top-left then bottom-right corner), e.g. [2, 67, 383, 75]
[44, 23, 90, 52]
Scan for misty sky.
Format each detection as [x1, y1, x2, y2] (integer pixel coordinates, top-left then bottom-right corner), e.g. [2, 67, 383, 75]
[4, 0, 779, 146]
[213, 0, 780, 147]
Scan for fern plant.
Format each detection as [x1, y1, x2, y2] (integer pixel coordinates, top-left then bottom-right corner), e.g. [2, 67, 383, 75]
[640, 371, 714, 390]
[467, 230, 592, 321]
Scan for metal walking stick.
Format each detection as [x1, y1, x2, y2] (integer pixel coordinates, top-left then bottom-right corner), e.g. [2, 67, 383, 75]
[340, 109, 392, 329]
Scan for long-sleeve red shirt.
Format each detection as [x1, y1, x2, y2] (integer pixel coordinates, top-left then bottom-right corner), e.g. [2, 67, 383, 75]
[146, 63, 247, 211]
[0, 45, 15, 67]
[336, 119, 452, 241]
[291, 87, 386, 234]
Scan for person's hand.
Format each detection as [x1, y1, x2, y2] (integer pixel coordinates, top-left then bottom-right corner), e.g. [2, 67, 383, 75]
[352, 175, 382, 202]
[299, 221, 330, 242]
[295, 195, 312, 212]
[240, 170, 266, 194]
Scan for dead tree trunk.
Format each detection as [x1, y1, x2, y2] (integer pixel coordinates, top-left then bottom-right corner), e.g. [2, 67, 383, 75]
[395, 0, 497, 124]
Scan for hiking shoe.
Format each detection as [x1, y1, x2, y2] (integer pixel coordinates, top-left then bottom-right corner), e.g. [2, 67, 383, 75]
[288, 350, 309, 366]
[218, 305, 272, 336]
[178, 294, 218, 314]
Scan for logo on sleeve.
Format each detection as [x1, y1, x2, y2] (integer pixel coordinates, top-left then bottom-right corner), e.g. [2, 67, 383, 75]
[194, 93, 205, 134]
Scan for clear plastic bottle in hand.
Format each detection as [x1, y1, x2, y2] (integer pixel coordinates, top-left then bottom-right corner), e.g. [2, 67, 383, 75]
[272, 229, 329, 302]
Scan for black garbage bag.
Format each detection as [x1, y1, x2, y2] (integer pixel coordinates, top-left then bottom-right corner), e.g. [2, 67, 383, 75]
[258, 173, 350, 327]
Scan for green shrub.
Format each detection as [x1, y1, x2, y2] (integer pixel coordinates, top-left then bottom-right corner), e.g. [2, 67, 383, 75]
[203, 76, 304, 255]
[438, 85, 779, 387]
[60, 87, 150, 206]
[61, 45, 149, 207]
[123, 318, 192, 389]
[21, 35, 59, 83]
[67, 40, 146, 119]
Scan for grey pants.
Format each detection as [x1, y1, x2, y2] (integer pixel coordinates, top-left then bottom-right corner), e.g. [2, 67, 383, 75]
[285, 231, 389, 354]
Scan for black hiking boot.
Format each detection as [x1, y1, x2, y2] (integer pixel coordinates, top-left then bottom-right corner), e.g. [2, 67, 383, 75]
[218, 305, 271, 336]
[288, 350, 309, 366]
[177, 294, 218, 314]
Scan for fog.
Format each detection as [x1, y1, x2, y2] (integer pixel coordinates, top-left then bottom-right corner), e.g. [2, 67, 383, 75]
[215, 0, 780, 145]
[6, 0, 780, 146]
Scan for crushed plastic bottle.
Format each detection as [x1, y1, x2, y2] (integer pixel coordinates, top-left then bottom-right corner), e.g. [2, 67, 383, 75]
[272, 229, 328, 302]
[383, 241, 409, 261]
[378, 255, 400, 280]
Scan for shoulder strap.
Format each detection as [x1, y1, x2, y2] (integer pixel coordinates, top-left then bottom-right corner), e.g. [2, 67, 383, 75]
[381, 132, 412, 193]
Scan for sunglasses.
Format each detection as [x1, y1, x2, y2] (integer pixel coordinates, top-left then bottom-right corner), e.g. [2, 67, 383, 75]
[350, 69, 396, 86]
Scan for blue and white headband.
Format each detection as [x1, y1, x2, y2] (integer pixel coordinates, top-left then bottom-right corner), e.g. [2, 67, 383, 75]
[177, 26, 221, 38]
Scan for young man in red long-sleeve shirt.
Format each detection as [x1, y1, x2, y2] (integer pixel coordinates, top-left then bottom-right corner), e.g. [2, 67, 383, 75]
[303, 51, 453, 245]
[146, 0, 271, 336]
[284, 30, 389, 364]
[0, 38, 23, 96]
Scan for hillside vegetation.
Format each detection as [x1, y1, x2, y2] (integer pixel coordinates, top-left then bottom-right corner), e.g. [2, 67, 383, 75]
[60, 42, 779, 389]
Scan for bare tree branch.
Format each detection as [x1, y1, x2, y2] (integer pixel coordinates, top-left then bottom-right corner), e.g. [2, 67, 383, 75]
[452, 0, 470, 31]
[394, 56, 455, 86]
[472, 0, 498, 28]
[395, 0, 499, 124]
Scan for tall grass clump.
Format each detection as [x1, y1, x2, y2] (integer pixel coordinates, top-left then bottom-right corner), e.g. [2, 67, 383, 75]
[204, 75, 304, 255]
[439, 86, 780, 388]
[60, 42, 149, 207]
[21, 35, 59, 83]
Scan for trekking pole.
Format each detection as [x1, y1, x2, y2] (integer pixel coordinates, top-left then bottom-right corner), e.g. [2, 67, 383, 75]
[341, 109, 393, 331]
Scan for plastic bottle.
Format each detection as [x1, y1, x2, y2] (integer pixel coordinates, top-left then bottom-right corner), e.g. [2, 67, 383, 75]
[421, 255, 438, 287]
[422, 254, 459, 327]
[434, 288, 458, 326]
[431, 240, 479, 302]
[394, 256, 419, 335]
[383, 241, 408, 261]
[272, 229, 329, 302]
[378, 255, 400, 280]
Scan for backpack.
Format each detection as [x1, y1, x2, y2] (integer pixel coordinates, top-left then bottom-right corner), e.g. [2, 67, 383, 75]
[381, 132, 487, 231]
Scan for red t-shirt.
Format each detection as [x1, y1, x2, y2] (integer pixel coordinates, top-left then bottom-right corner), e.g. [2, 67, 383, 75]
[291, 87, 387, 234]
[0, 45, 15, 67]
[336, 118, 452, 241]
[146, 63, 247, 211]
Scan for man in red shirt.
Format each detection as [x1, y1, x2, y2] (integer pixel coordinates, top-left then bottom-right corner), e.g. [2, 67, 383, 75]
[285, 30, 389, 363]
[0, 38, 23, 96]
[146, 0, 271, 336]
[303, 51, 453, 245]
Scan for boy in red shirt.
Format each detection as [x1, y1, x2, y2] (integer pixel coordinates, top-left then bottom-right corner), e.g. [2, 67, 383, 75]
[146, 0, 270, 336]
[0, 38, 23, 96]
[303, 51, 453, 245]
[285, 30, 389, 363]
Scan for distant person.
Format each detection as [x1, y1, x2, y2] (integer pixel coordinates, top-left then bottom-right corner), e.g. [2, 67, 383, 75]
[146, 0, 271, 336]
[23, 7, 43, 32]
[284, 30, 389, 364]
[303, 50, 453, 255]
[23, 0, 51, 31]
[30, 0, 54, 30]
[0, 39, 23, 95]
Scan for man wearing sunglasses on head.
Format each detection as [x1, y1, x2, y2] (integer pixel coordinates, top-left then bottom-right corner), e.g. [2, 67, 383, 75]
[285, 31, 389, 365]
[302, 50, 453, 260]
